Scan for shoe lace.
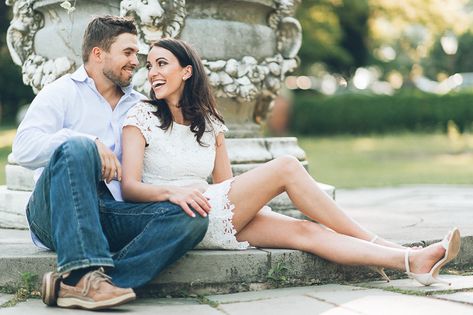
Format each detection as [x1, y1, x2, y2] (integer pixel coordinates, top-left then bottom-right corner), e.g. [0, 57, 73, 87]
[81, 267, 112, 296]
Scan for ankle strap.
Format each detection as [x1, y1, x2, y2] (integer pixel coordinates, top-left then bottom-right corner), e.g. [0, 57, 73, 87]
[405, 248, 411, 273]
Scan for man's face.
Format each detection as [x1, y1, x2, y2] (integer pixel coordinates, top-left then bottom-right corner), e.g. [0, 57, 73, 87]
[102, 33, 139, 87]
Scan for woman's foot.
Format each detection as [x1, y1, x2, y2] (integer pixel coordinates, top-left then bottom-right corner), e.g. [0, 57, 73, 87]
[407, 242, 446, 274]
[368, 235, 421, 282]
[405, 228, 461, 286]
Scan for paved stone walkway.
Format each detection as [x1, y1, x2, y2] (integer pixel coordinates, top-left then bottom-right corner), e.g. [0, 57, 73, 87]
[2, 279, 473, 314]
[1, 185, 472, 313]
[338, 185, 473, 244]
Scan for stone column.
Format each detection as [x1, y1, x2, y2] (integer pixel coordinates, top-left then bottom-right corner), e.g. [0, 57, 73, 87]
[1, 0, 334, 228]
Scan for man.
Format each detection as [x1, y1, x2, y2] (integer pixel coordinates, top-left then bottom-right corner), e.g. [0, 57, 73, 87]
[13, 15, 209, 311]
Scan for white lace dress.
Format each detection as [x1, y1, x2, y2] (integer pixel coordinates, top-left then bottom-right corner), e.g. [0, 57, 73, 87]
[123, 102, 250, 250]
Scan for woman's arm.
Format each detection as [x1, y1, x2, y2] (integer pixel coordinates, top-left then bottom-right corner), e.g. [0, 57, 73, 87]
[121, 125, 210, 217]
[121, 125, 171, 202]
[212, 133, 233, 183]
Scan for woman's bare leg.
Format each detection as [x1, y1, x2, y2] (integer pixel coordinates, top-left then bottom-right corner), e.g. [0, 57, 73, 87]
[228, 155, 376, 242]
[236, 209, 445, 273]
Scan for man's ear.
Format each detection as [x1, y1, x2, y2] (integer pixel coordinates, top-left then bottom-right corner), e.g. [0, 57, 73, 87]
[90, 47, 103, 63]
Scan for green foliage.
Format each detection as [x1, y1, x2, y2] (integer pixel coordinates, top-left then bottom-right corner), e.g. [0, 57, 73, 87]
[423, 31, 473, 79]
[19, 272, 38, 294]
[296, 0, 370, 74]
[0, 2, 35, 125]
[297, 0, 473, 79]
[299, 132, 473, 188]
[267, 262, 289, 287]
[290, 90, 473, 135]
[0, 145, 10, 185]
[1, 272, 40, 308]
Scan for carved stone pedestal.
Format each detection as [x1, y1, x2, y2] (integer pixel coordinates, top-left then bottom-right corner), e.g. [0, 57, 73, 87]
[2, 0, 335, 228]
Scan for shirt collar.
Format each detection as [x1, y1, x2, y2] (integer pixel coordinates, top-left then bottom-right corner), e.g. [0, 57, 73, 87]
[71, 65, 138, 97]
[70, 65, 88, 82]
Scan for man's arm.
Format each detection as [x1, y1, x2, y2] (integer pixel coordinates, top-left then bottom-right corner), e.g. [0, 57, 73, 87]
[12, 83, 96, 169]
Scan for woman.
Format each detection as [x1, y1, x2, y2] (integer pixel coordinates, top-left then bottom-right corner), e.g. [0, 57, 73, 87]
[121, 38, 460, 286]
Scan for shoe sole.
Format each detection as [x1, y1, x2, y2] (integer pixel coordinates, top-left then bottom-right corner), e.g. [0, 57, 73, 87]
[441, 228, 461, 269]
[41, 272, 61, 306]
[56, 292, 136, 310]
[431, 227, 461, 279]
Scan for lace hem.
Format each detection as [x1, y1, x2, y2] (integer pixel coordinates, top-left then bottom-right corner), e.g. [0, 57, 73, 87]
[196, 178, 250, 250]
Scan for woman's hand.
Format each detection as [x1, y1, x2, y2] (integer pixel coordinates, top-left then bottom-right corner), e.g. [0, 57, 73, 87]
[168, 185, 211, 218]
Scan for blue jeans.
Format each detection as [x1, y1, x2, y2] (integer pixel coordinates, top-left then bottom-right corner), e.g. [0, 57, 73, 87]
[26, 137, 208, 288]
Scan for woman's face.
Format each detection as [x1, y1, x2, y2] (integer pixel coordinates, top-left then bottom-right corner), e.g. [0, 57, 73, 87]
[146, 46, 191, 105]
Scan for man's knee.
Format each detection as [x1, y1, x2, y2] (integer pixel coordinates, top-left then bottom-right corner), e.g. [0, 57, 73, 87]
[173, 209, 209, 242]
[53, 137, 99, 167]
[59, 137, 96, 155]
[189, 215, 209, 238]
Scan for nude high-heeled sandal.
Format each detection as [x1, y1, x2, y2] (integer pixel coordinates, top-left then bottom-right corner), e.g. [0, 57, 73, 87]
[405, 227, 461, 286]
[369, 235, 391, 282]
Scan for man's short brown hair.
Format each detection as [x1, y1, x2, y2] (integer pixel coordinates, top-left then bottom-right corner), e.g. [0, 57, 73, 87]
[82, 15, 137, 63]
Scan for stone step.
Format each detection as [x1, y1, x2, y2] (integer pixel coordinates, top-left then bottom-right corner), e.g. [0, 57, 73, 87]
[1, 233, 472, 297]
[225, 137, 306, 163]
[6, 164, 35, 191]
[0, 183, 335, 229]
[0, 186, 30, 215]
[5, 137, 308, 191]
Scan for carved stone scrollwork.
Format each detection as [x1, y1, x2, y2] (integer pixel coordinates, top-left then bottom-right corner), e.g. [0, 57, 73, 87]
[253, 0, 301, 120]
[6, 0, 186, 94]
[120, 0, 186, 52]
[202, 54, 298, 104]
[6, 0, 301, 119]
[133, 0, 301, 112]
[6, 0, 75, 93]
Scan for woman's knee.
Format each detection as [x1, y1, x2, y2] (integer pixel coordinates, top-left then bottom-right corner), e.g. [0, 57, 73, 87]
[274, 155, 303, 178]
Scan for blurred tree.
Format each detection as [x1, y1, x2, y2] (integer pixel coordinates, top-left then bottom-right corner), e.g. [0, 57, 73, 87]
[0, 1, 35, 126]
[296, 0, 473, 84]
[368, 0, 472, 80]
[296, 0, 370, 75]
[423, 32, 473, 80]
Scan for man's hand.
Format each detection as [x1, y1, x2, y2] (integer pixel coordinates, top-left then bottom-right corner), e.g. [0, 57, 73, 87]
[168, 185, 211, 218]
[95, 139, 122, 183]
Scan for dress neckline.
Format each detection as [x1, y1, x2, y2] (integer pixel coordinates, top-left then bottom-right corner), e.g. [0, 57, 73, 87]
[172, 121, 191, 127]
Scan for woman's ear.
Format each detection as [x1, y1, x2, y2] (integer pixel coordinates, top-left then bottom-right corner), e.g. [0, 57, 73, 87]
[183, 65, 193, 81]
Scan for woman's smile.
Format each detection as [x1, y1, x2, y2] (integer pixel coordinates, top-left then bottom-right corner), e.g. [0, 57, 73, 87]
[146, 46, 191, 103]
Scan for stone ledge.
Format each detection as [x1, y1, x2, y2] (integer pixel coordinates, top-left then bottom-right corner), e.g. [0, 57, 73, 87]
[0, 186, 30, 218]
[1, 236, 472, 297]
[0, 183, 336, 229]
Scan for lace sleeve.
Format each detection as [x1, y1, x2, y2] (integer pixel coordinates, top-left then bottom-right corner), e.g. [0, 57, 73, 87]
[209, 115, 228, 137]
[123, 102, 156, 144]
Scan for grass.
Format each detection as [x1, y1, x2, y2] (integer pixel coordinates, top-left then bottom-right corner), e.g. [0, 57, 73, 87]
[1, 127, 473, 188]
[0, 126, 15, 185]
[299, 131, 473, 188]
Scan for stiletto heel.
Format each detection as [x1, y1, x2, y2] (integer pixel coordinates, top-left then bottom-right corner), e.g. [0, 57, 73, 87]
[405, 227, 461, 286]
[369, 235, 391, 282]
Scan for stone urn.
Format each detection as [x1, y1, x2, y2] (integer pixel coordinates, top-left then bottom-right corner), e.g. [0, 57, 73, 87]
[2, 0, 334, 228]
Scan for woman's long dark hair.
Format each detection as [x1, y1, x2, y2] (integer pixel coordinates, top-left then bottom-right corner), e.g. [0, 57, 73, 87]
[147, 38, 224, 146]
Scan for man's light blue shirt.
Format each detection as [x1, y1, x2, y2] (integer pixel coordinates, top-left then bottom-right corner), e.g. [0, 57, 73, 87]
[13, 65, 145, 247]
